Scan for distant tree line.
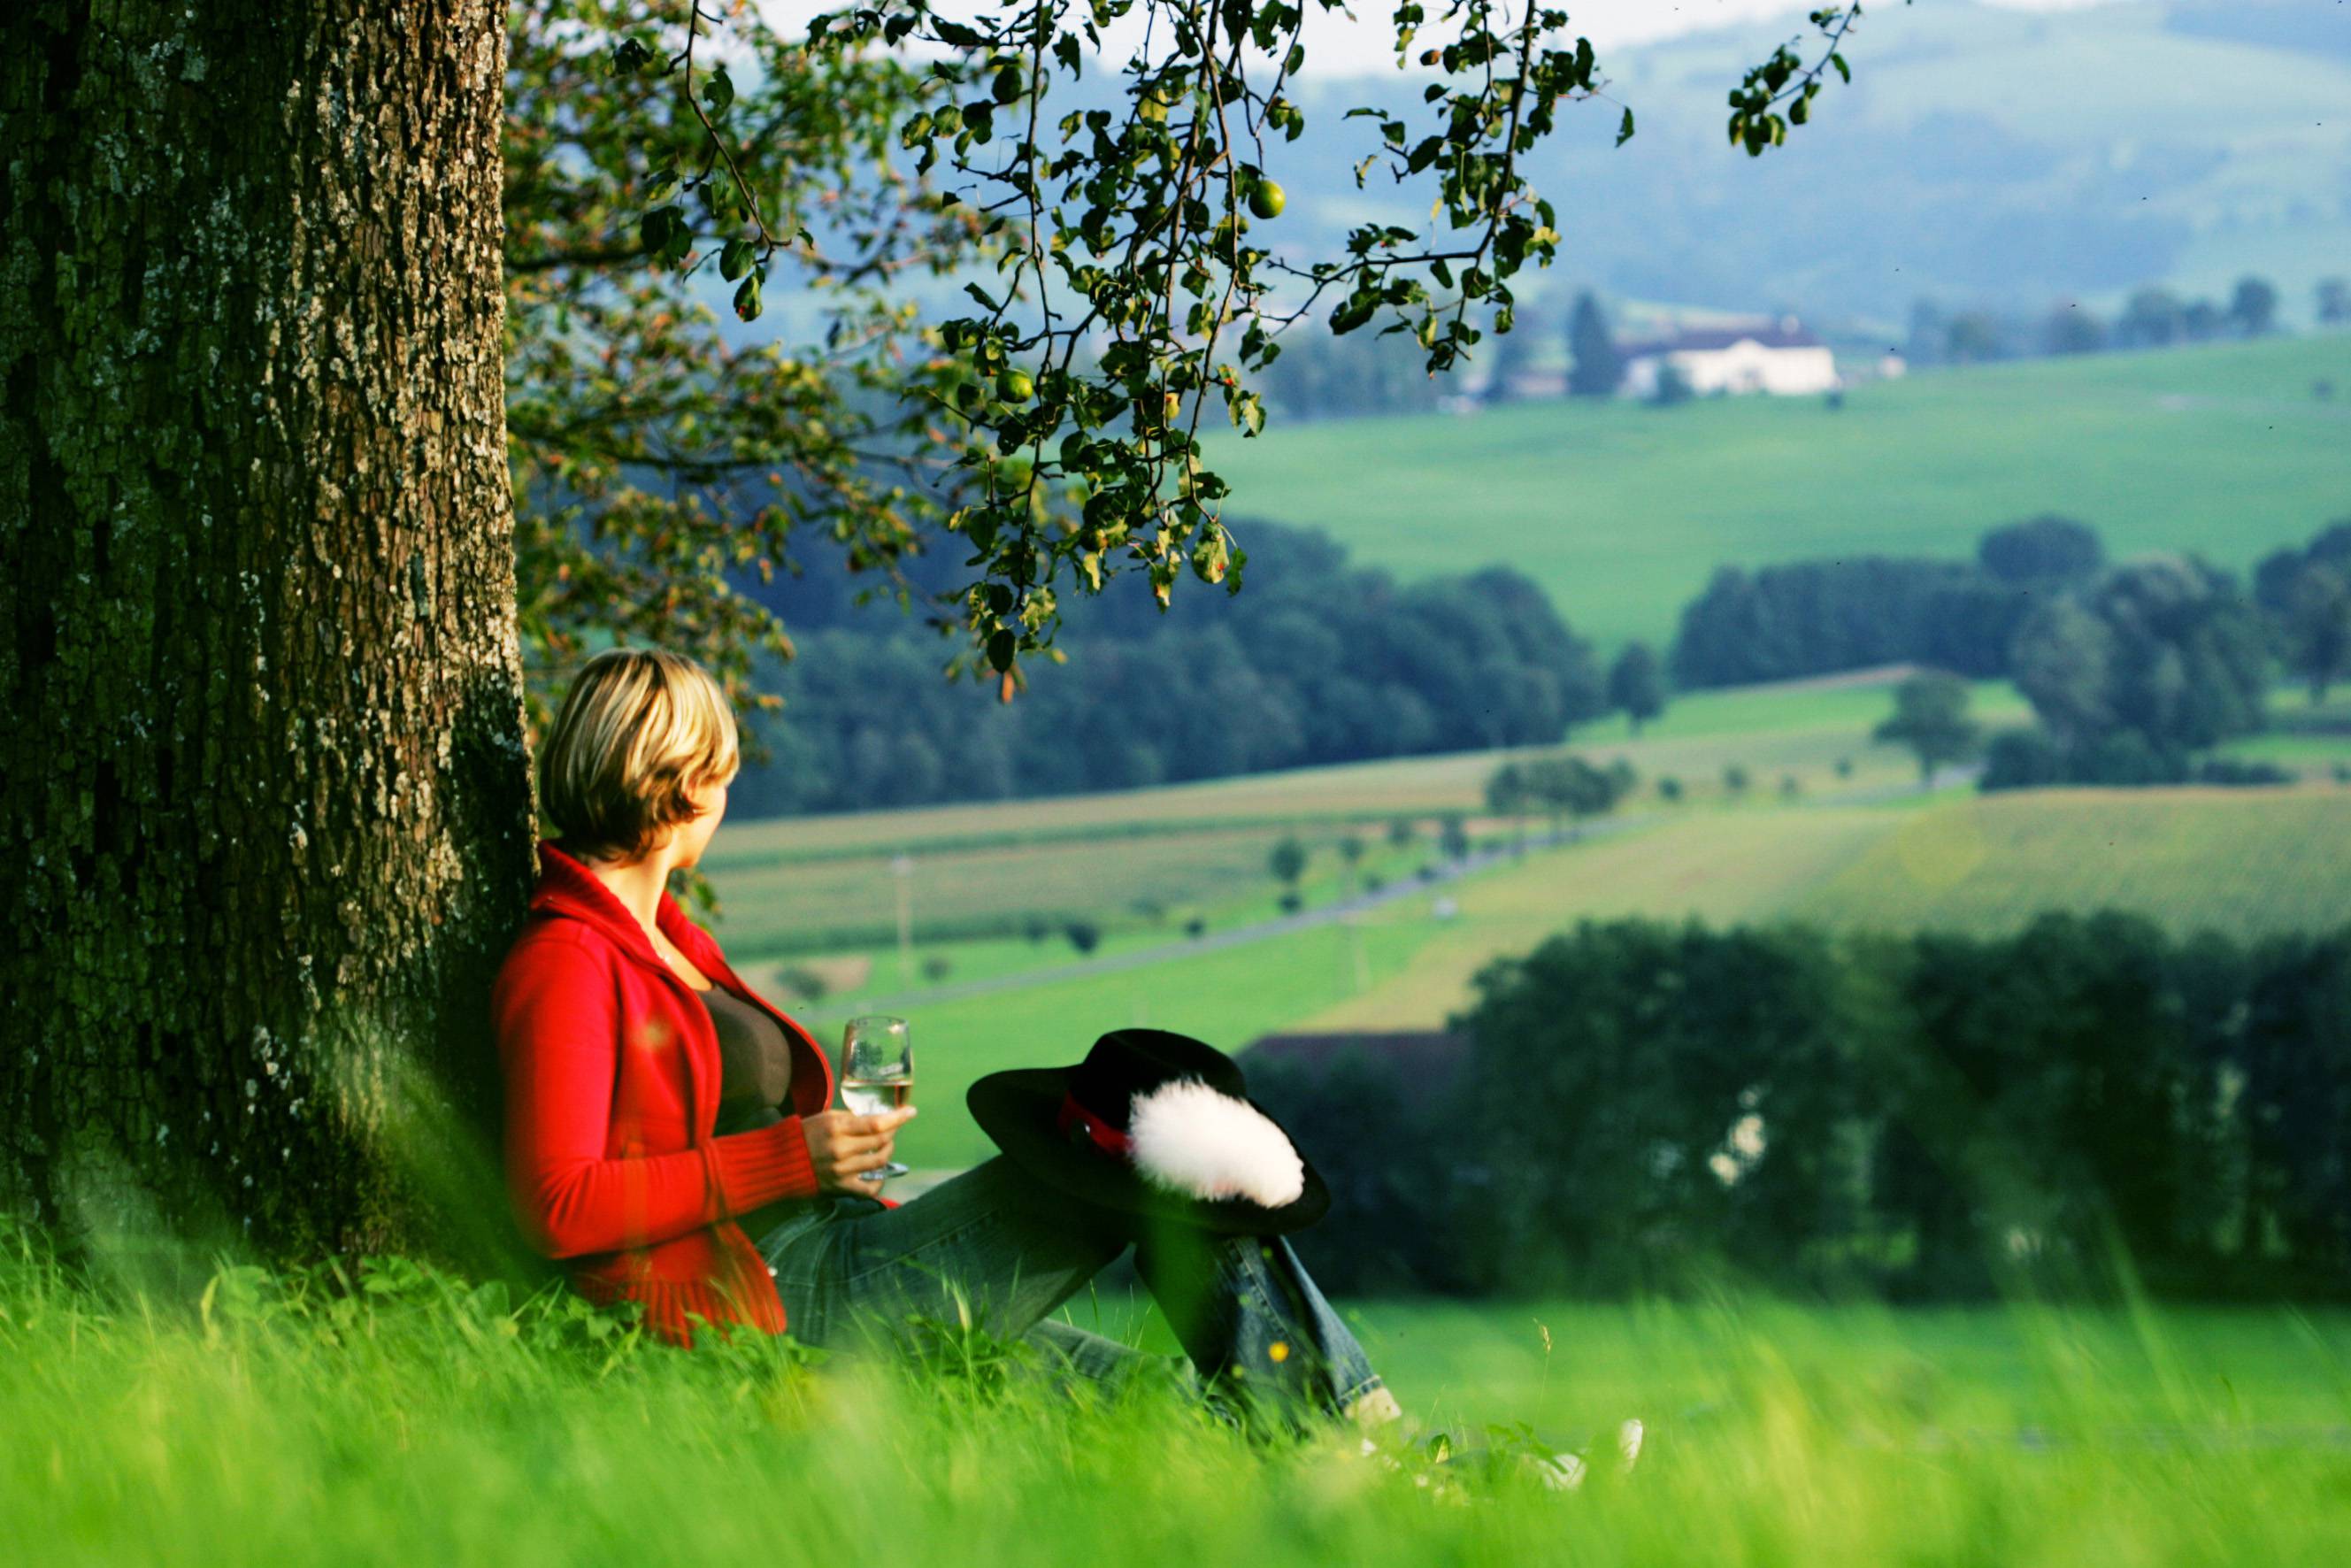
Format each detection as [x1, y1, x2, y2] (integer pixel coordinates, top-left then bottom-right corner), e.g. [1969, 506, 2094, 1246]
[1671, 514, 2105, 687]
[729, 497, 2339, 814]
[1259, 266, 2347, 419]
[1905, 273, 2324, 367]
[1673, 511, 2341, 790]
[1252, 328, 1450, 422]
[1252, 914, 2351, 1302]
[730, 522, 1609, 815]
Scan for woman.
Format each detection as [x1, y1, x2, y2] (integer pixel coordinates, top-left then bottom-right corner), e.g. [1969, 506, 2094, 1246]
[493, 647, 1402, 1436]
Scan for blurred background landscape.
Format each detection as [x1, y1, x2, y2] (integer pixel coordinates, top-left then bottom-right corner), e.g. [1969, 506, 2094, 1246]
[650, 0, 2351, 1440]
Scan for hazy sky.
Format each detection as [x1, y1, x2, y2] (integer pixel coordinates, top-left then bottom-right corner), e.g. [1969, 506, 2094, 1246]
[1279, 0, 2135, 73]
[756, 0, 2140, 78]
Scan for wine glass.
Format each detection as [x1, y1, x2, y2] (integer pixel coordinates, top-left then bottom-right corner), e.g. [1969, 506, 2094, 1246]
[840, 1014, 914, 1184]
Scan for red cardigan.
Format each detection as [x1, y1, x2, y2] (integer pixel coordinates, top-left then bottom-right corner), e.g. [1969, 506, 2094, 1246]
[493, 842, 874, 1348]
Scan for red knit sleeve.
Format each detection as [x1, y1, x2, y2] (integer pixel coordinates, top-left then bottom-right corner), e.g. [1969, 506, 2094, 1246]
[493, 931, 819, 1259]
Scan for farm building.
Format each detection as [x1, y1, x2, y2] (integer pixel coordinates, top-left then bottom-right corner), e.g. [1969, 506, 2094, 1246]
[1618, 318, 1840, 399]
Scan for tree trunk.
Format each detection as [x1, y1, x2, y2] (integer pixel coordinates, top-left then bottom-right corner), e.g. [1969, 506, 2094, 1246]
[1, 4, 534, 1266]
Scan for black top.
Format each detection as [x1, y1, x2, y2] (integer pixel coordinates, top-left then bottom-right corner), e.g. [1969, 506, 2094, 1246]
[701, 986, 794, 1134]
[699, 986, 806, 1241]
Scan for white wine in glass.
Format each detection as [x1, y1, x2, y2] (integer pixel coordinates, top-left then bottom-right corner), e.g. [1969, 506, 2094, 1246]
[841, 1014, 913, 1183]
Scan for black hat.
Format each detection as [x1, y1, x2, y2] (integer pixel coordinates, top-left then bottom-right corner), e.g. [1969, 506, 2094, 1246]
[966, 1028, 1330, 1235]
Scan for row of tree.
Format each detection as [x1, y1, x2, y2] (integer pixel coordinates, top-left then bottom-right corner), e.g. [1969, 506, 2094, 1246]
[1251, 288, 1627, 419]
[738, 507, 2337, 816]
[1679, 515, 2349, 789]
[1252, 914, 2351, 1302]
[1671, 514, 2107, 688]
[1269, 264, 2349, 421]
[1903, 273, 2340, 367]
[732, 523, 1627, 814]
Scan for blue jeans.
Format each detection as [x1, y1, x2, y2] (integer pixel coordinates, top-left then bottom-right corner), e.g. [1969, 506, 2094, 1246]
[753, 1156, 1385, 1433]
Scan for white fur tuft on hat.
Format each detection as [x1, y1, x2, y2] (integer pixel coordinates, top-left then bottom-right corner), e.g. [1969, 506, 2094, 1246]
[1126, 1076, 1306, 1208]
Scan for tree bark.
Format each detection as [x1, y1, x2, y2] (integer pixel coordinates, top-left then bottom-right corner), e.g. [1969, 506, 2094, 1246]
[1, 4, 534, 1264]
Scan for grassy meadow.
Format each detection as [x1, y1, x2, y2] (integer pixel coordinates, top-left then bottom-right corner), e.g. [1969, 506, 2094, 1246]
[1207, 334, 2351, 649]
[12, 1224, 2351, 1567]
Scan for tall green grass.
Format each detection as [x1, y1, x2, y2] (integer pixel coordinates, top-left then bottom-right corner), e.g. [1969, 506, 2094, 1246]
[8, 1219, 2349, 1565]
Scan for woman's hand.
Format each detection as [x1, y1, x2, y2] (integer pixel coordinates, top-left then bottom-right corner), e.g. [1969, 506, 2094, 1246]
[803, 1107, 918, 1195]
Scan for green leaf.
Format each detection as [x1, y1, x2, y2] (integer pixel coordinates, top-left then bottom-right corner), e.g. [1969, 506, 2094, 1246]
[719, 238, 756, 282]
[706, 65, 735, 118]
[732, 272, 762, 322]
[987, 629, 1018, 673]
[1615, 106, 1635, 147]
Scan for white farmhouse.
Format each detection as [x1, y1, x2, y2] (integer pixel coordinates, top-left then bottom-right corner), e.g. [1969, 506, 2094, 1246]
[1617, 318, 1839, 399]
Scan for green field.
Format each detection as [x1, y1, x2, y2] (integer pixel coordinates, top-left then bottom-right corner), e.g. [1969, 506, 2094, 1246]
[704, 671, 2034, 970]
[1789, 789, 2351, 942]
[713, 822, 1385, 957]
[1207, 335, 2351, 649]
[1302, 805, 1907, 1034]
[782, 781, 2351, 1170]
[1304, 787, 2351, 1033]
[12, 1225, 2350, 1566]
[739, 778, 2351, 1174]
[707, 670, 2008, 865]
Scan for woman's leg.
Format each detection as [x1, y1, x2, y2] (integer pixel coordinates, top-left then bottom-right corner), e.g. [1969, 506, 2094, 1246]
[1128, 1220, 1391, 1433]
[761, 1157, 1131, 1353]
[763, 1157, 1390, 1433]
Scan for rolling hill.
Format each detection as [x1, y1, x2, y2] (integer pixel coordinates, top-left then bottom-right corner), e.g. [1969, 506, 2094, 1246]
[1266, 0, 2351, 324]
[1207, 334, 2351, 649]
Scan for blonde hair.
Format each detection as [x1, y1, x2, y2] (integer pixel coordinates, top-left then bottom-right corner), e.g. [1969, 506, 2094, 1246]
[540, 648, 740, 861]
